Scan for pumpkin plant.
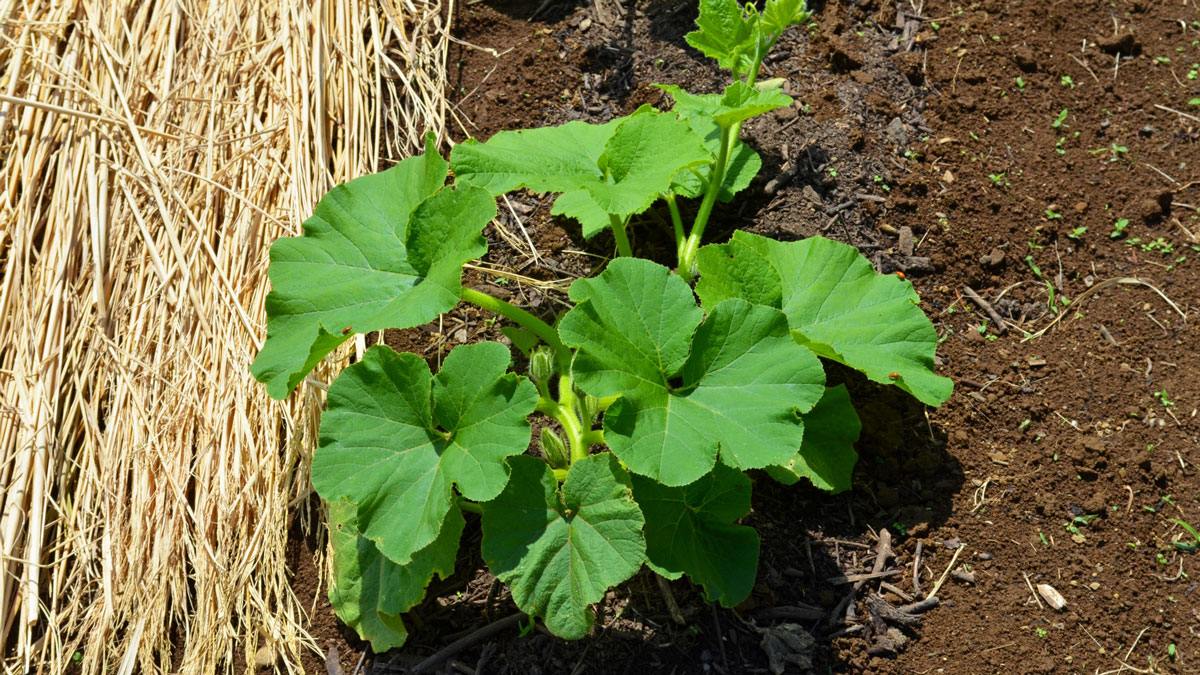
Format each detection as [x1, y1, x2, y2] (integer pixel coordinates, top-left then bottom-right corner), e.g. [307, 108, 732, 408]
[250, 0, 951, 651]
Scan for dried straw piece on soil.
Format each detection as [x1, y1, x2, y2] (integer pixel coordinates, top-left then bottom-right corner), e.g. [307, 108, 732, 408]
[0, 0, 452, 672]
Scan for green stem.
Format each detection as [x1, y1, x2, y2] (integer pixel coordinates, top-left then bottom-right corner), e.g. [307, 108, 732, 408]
[678, 124, 734, 282]
[665, 193, 685, 261]
[580, 430, 604, 446]
[554, 375, 588, 463]
[609, 214, 633, 258]
[460, 287, 571, 368]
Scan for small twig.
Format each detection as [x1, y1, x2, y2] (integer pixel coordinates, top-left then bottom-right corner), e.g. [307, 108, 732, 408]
[929, 545, 964, 599]
[880, 581, 914, 603]
[829, 569, 902, 584]
[962, 286, 1007, 334]
[897, 595, 939, 614]
[413, 614, 524, 673]
[912, 540, 924, 597]
[1099, 324, 1119, 346]
[1022, 572, 1045, 610]
[712, 603, 730, 674]
[1068, 54, 1101, 83]
[856, 193, 888, 203]
[1154, 103, 1200, 124]
[1143, 163, 1179, 185]
[1124, 626, 1151, 663]
[656, 574, 686, 625]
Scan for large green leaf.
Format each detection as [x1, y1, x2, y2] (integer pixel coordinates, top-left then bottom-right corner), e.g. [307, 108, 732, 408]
[251, 137, 495, 399]
[696, 232, 953, 407]
[326, 499, 464, 652]
[631, 464, 759, 607]
[313, 342, 537, 566]
[482, 454, 645, 639]
[765, 384, 860, 492]
[559, 259, 826, 486]
[451, 110, 708, 238]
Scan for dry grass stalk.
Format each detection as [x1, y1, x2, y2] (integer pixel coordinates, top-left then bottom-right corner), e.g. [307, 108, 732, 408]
[0, 0, 452, 672]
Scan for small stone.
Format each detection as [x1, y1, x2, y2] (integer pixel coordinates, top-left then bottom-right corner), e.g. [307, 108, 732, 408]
[1071, 534, 1087, 544]
[885, 117, 909, 147]
[774, 106, 798, 121]
[942, 170, 955, 184]
[980, 247, 1005, 268]
[951, 567, 976, 584]
[579, 17, 592, 31]
[978, 551, 994, 561]
[1089, 582, 1101, 591]
[1073, 201, 1088, 213]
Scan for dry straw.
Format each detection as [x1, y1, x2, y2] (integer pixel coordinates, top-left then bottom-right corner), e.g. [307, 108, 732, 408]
[0, 0, 453, 672]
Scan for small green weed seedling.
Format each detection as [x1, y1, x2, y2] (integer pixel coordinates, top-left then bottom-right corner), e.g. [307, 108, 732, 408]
[249, 0, 950, 650]
[1111, 218, 1129, 239]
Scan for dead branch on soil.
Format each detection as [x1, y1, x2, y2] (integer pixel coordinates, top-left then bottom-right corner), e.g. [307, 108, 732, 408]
[0, 0, 451, 673]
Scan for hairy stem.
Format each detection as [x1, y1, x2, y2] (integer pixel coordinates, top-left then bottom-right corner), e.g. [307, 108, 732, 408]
[665, 193, 685, 261]
[555, 375, 589, 463]
[678, 124, 734, 281]
[609, 213, 633, 258]
[460, 287, 571, 368]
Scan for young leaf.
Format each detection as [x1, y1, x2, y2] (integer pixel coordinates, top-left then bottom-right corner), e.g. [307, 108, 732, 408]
[482, 454, 646, 639]
[631, 464, 759, 607]
[327, 499, 464, 652]
[685, 0, 759, 77]
[559, 259, 825, 486]
[765, 384, 860, 493]
[313, 343, 537, 566]
[761, 0, 812, 37]
[451, 110, 708, 238]
[659, 81, 792, 130]
[696, 232, 954, 407]
[658, 81, 791, 202]
[251, 137, 495, 399]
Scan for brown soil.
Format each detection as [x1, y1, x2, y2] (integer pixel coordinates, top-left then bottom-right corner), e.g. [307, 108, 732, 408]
[292, 1, 1200, 674]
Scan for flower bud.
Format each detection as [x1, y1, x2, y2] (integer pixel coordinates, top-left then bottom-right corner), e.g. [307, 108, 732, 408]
[540, 427, 569, 469]
[529, 346, 554, 385]
[579, 393, 600, 427]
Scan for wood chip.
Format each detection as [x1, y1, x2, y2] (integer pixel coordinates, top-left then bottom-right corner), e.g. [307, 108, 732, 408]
[1037, 583, 1067, 610]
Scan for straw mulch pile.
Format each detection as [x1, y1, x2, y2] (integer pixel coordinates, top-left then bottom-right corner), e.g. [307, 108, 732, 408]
[0, 1, 452, 672]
